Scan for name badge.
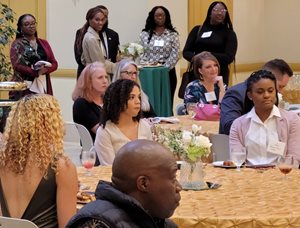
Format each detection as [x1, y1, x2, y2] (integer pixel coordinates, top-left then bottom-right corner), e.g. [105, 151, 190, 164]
[205, 91, 217, 102]
[201, 31, 212, 38]
[267, 141, 286, 156]
[154, 40, 164, 46]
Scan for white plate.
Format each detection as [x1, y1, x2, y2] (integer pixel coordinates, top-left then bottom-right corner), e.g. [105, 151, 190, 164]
[212, 161, 236, 168]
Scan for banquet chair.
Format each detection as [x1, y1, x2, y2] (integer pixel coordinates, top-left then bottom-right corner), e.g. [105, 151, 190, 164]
[0, 217, 38, 228]
[64, 122, 93, 166]
[176, 103, 186, 115]
[209, 134, 230, 161]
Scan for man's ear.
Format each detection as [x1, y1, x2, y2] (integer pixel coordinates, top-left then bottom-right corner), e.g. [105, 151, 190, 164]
[136, 175, 149, 193]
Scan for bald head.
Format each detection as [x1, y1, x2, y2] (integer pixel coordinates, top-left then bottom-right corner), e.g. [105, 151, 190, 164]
[112, 139, 175, 192]
[111, 139, 181, 219]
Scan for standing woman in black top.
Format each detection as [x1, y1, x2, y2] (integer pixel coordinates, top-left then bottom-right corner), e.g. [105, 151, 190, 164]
[183, 1, 237, 85]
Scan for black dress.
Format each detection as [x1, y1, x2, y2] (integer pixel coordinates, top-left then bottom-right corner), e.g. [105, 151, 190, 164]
[0, 166, 58, 228]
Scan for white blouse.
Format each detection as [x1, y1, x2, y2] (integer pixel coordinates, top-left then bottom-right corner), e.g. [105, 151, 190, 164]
[94, 119, 153, 166]
[245, 106, 282, 165]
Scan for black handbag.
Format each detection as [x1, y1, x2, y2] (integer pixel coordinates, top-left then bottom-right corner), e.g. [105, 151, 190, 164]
[178, 63, 196, 99]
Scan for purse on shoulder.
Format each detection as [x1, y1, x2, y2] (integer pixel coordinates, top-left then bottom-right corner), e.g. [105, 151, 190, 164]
[193, 103, 220, 121]
[178, 25, 203, 99]
[178, 63, 196, 99]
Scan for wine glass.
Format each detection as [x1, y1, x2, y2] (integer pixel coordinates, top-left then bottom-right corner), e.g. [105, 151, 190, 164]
[230, 147, 246, 171]
[81, 148, 96, 176]
[277, 156, 296, 179]
[186, 103, 197, 118]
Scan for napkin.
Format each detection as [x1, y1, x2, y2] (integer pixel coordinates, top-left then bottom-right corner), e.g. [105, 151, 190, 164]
[150, 117, 180, 124]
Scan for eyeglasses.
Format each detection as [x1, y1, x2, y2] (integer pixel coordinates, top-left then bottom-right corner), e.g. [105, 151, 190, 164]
[121, 71, 138, 76]
[212, 8, 227, 14]
[23, 22, 37, 27]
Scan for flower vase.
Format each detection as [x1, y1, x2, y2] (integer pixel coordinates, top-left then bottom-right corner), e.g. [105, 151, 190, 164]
[180, 160, 206, 190]
[134, 56, 140, 65]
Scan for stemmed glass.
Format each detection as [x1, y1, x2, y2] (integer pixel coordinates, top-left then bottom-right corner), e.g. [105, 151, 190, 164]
[230, 147, 246, 171]
[186, 103, 197, 118]
[277, 156, 296, 179]
[81, 147, 96, 176]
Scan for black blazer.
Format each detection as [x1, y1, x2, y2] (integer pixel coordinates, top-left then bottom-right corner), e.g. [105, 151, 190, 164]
[105, 28, 120, 63]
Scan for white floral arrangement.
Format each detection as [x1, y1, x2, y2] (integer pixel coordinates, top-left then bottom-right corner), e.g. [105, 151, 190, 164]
[154, 124, 212, 163]
[120, 42, 144, 60]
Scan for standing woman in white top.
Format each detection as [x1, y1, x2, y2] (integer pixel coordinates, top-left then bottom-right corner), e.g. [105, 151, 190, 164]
[95, 79, 153, 165]
[230, 70, 300, 165]
[140, 6, 180, 108]
[78, 6, 115, 75]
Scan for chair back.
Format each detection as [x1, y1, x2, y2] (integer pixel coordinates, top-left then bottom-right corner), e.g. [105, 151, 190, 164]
[64, 122, 93, 166]
[75, 123, 93, 151]
[176, 103, 186, 115]
[209, 134, 230, 161]
[0, 217, 38, 228]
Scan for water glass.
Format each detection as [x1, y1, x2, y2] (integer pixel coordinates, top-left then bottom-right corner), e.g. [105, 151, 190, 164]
[277, 156, 297, 179]
[186, 103, 197, 118]
[81, 148, 96, 176]
[230, 147, 246, 171]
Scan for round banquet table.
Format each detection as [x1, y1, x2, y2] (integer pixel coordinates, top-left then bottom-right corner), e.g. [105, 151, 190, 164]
[77, 165, 300, 227]
[139, 66, 172, 117]
[158, 115, 219, 135]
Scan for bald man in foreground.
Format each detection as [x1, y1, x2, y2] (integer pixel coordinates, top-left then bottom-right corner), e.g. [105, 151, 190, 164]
[67, 140, 182, 228]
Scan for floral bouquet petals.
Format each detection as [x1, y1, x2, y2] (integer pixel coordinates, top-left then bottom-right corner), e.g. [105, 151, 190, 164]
[153, 124, 212, 190]
[120, 42, 144, 61]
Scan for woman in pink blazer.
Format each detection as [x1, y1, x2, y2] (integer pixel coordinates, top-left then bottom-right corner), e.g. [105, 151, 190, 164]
[230, 70, 300, 165]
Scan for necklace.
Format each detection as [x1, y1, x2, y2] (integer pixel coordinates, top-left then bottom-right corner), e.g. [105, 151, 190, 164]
[29, 39, 38, 53]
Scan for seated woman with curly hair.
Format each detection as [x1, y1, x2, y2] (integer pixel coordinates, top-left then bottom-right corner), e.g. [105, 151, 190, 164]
[95, 79, 153, 165]
[0, 94, 78, 228]
[112, 58, 156, 118]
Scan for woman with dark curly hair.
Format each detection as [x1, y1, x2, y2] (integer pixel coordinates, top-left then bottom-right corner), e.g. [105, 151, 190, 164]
[94, 79, 153, 165]
[10, 14, 58, 99]
[0, 94, 78, 227]
[139, 6, 180, 107]
[183, 1, 237, 85]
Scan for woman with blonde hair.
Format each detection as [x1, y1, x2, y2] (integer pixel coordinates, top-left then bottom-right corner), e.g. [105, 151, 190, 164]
[0, 94, 78, 228]
[73, 62, 109, 141]
[112, 58, 156, 118]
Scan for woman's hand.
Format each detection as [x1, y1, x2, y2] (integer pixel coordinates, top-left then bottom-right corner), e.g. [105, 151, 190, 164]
[215, 76, 225, 103]
[215, 76, 225, 91]
[38, 66, 48, 75]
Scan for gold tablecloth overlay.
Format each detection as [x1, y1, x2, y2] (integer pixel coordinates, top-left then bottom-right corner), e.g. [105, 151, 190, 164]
[159, 115, 219, 135]
[78, 165, 300, 227]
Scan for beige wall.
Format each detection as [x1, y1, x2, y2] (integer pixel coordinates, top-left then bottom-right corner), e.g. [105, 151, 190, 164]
[233, 0, 265, 64]
[264, 0, 300, 62]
